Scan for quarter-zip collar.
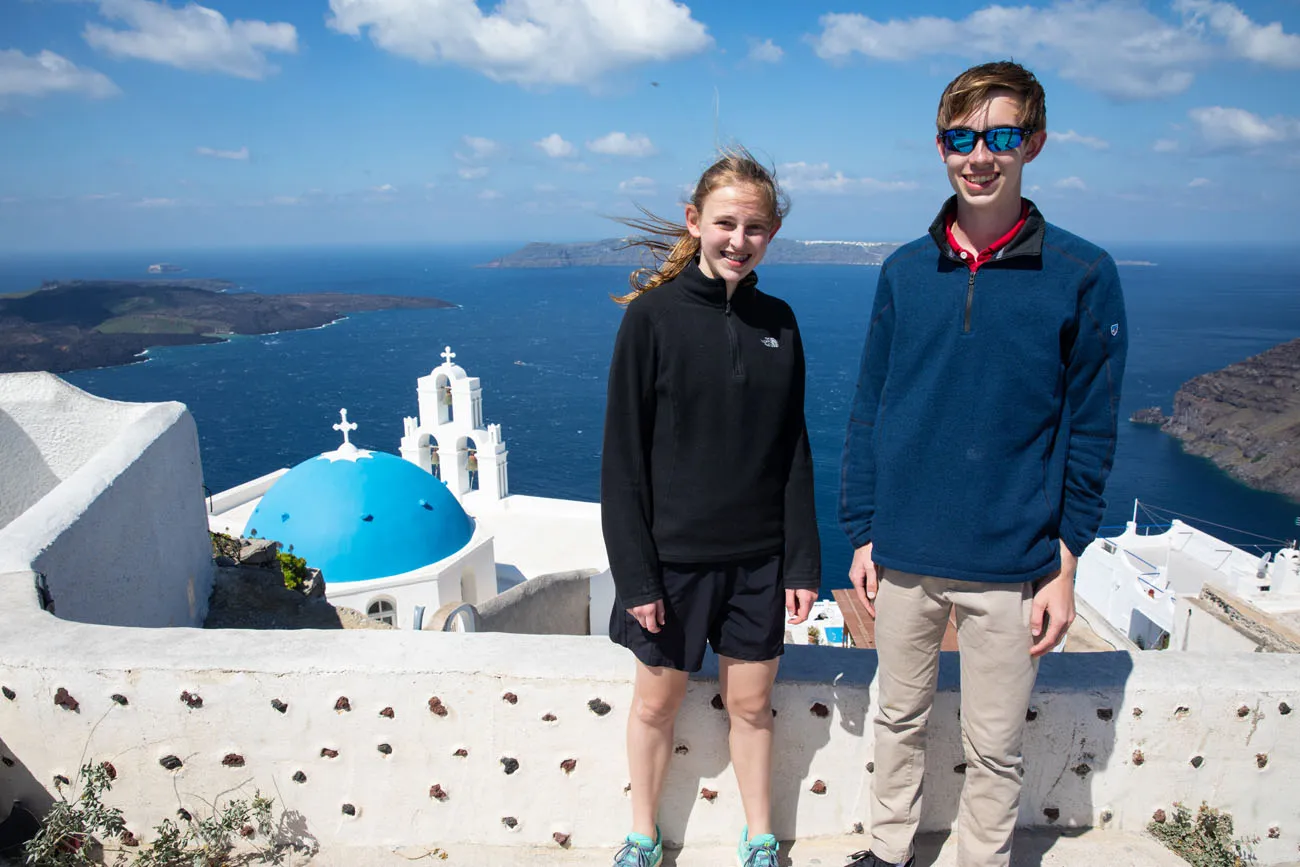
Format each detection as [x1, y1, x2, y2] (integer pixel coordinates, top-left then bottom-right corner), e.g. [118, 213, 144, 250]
[928, 195, 1045, 266]
[677, 258, 759, 309]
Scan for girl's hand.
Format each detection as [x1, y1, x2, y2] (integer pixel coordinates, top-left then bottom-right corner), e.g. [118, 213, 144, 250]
[786, 588, 817, 624]
[627, 600, 666, 633]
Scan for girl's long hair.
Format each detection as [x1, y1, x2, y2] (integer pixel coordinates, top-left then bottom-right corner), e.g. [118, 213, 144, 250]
[613, 146, 789, 305]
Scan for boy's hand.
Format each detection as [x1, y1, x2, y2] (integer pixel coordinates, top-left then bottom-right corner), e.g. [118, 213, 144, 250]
[1030, 542, 1077, 656]
[627, 600, 665, 633]
[786, 588, 818, 624]
[849, 543, 877, 617]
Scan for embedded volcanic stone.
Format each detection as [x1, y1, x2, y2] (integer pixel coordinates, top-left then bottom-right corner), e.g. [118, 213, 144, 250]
[101, 762, 116, 780]
[160, 756, 183, 771]
[222, 754, 245, 767]
[1153, 809, 1167, 823]
[954, 763, 967, 774]
[240, 825, 255, 838]
[674, 744, 689, 755]
[502, 817, 518, 829]
[1269, 827, 1281, 839]
[561, 759, 577, 774]
[542, 713, 557, 722]
[1257, 753, 1269, 768]
[379, 707, 395, 718]
[335, 696, 351, 712]
[866, 762, 875, 773]
[810, 702, 830, 718]
[1096, 708, 1113, 721]
[1132, 707, 1143, 717]
[1238, 705, 1251, 718]
[1132, 750, 1145, 766]
[1044, 808, 1060, 822]
[1175, 706, 1190, 718]
[553, 832, 571, 848]
[711, 694, 725, 710]
[503, 692, 518, 705]
[1, 757, 13, 767]
[588, 698, 611, 716]
[1280, 702, 1292, 715]
[853, 822, 864, 834]
[700, 788, 718, 802]
[180, 691, 203, 709]
[54, 688, 79, 712]
[1190, 756, 1204, 768]
[810, 780, 827, 795]
[501, 757, 519, 775]
[1, 686, 14, 701]
[1073, 764, 1091, 777]
[121, 831, 139, 847]
[430, 784, 449, 802]
[321, 748, 339, 759]
[54, 774, 70, 787]
[377, 743, 392, 755]
[111, 694, 128, 706]
[429, 697, 448, 717]
[1100, 810, 1114, 824]
[342, 804, 356, 816]
[1025, 708, 1038, 722]
[292, 771, 307, 783]
[177, 809, 192, 822]
[453, 748, 468, 758]
[271, 699, 288, 713]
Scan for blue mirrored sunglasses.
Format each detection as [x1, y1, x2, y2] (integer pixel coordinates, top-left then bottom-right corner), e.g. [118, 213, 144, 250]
[939, 126, 1032, 154]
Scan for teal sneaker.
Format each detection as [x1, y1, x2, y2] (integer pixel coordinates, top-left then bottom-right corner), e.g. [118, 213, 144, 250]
[738, 826, 780, 867]
[613, 827, 662, 867]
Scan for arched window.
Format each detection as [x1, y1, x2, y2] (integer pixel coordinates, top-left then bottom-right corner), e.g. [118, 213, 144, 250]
[367, 598, 396, 626]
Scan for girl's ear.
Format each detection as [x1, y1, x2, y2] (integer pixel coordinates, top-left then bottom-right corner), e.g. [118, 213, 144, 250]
[685, 203, 703, 239]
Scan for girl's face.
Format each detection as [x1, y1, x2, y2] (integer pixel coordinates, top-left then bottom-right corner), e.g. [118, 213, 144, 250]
[685, 183, 779, 291]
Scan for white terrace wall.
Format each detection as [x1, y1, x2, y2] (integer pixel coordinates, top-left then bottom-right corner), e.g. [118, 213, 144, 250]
[1, 567, 1298, 863]
[0, 374, 213, 628]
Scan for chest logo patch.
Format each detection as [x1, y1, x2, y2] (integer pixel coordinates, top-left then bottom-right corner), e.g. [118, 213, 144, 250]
[761, 336, 780, 348]
[1110, 323, 1120, 337]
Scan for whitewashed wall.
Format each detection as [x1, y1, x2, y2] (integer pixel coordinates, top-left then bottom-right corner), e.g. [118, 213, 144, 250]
[0, 374, 213, 628]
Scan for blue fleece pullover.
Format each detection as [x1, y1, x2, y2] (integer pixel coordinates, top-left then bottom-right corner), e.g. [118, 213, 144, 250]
[839, 198, 1127, 583]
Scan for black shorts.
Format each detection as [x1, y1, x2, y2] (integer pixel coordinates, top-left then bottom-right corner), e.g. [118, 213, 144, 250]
[610, 553, 786, 672]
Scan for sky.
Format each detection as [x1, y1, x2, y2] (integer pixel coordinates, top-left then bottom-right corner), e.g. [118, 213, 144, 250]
[2, 0, 1299, 251]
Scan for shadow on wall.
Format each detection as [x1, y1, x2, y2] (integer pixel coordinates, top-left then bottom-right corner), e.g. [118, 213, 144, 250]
[0, 409, 59, 530]
[0, 734, 53, 860]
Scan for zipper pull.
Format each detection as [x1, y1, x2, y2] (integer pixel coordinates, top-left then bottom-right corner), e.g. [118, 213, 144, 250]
[725, 300, 731, 315]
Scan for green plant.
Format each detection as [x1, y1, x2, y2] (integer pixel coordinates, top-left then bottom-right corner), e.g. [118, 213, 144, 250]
[208, 532, 240, 562]
[133, 791, 278, 867]
[275, 549, 309, 592]
[24, 763, 125, 866]
[806, 625, 821, 645]
[1147, 802, 1257, 867]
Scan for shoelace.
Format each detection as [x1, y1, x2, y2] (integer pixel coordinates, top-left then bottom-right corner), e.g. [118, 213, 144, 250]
[742, 842, 780, 867]
[613, 840, 656, 867]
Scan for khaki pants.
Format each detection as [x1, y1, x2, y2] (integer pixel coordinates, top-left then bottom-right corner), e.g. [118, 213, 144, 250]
[870, 569, 1038, 867]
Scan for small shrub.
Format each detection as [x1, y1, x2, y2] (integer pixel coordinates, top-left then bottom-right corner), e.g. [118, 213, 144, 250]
[23, 763, 124, 866]
[1147, 801, 1257, 867]
[276, 550, 309, 592]
[806, 625, 821, 645]
[208, 532, 240, 561]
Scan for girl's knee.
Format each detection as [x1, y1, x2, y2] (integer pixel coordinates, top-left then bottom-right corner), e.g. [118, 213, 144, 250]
[725, 692, 772, 727]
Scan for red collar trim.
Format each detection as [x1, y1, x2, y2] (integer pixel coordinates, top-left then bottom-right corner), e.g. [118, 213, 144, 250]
[944, 201, 1030, 272]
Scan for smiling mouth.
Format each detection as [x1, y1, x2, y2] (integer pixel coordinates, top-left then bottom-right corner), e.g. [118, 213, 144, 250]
[964, 173, 998, 187]
[722, 251, 751, 265]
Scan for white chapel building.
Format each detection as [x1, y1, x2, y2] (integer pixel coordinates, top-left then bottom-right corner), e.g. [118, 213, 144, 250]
[207, 347, 611, 631]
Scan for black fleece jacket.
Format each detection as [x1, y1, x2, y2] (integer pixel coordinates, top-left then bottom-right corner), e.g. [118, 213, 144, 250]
[600, 260, 821, 608]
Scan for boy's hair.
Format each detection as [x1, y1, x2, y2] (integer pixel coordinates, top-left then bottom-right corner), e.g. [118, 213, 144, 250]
[936, 61, 1047, 133]
[613, 145, 789, 304]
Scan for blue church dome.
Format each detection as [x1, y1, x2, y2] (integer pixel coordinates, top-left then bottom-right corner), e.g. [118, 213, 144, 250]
[243, 449, 474, 584]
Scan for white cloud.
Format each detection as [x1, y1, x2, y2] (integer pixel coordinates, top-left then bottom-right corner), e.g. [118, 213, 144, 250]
[1052, 130, 1109, 150]
[1056, 176, 1088, 190]
[1188, 105, 1300, 148]
[195, 145, 249, 161]
[777, 161, 917, 194]
[459, 166, 489, 180]
[85, 0, 297, 80]
[535, 133, 577, 158]
[808, 0, 1300, 100]
[478, 189, 503, 201]
[618, 176, 656, 194]
[587, 132, 656, 157]
[1174, 0, 1300, 69]
[748, 38, 783, 63]
[1152, 138, 1180, 152]
[269, 195, 302, 206]
[459, 135, 501, 160]
[326, 0, 711, 88]
[0, 49, 119, 99]
[134, 197, 178, 207]
[1188, 177, 1211, 187]
[372, 183, 397, 192]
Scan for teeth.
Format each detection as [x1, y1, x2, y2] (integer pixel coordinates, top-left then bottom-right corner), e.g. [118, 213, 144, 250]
[967, 174, 996, 184]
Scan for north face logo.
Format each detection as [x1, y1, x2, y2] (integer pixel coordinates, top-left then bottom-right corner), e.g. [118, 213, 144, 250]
[761, 337, 779, 348]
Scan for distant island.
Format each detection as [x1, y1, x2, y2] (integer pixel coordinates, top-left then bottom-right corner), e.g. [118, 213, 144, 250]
[0, 279, 454, 374]
[1132, 337, 1300, 502]
[482, 238, 903, 268]
[148, 262, 185, 274]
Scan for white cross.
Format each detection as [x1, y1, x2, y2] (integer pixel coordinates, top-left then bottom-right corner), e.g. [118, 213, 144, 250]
[333, 408, 358, 446]
[441, 346, 456, 365]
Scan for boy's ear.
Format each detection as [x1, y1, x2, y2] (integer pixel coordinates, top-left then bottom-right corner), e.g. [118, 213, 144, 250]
[769, 219, 781, 242]
[1023, 130, 1047, 164]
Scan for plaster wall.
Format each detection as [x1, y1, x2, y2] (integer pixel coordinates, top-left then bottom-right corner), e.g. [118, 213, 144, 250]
[1, 568, 1297, 863]
[1172, 597, 1261, 653]
[476, 570, 594, 636]
[0, 375, 213, 628]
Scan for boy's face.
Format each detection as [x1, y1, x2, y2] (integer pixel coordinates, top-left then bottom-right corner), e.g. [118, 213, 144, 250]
[938, 90, 1045, 214]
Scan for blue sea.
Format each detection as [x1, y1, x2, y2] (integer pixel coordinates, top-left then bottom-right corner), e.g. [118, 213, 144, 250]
[3, 243, 1298, 593]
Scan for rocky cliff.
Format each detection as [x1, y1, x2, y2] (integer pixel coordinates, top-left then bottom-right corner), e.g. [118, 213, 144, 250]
[1136, 338, 1300, 502]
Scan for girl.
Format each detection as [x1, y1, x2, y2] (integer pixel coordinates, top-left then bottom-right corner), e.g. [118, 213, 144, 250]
[601, 148, 821, 867]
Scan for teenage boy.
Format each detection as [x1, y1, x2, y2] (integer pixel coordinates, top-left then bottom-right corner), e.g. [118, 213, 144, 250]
[838, 61, 1127, 867]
